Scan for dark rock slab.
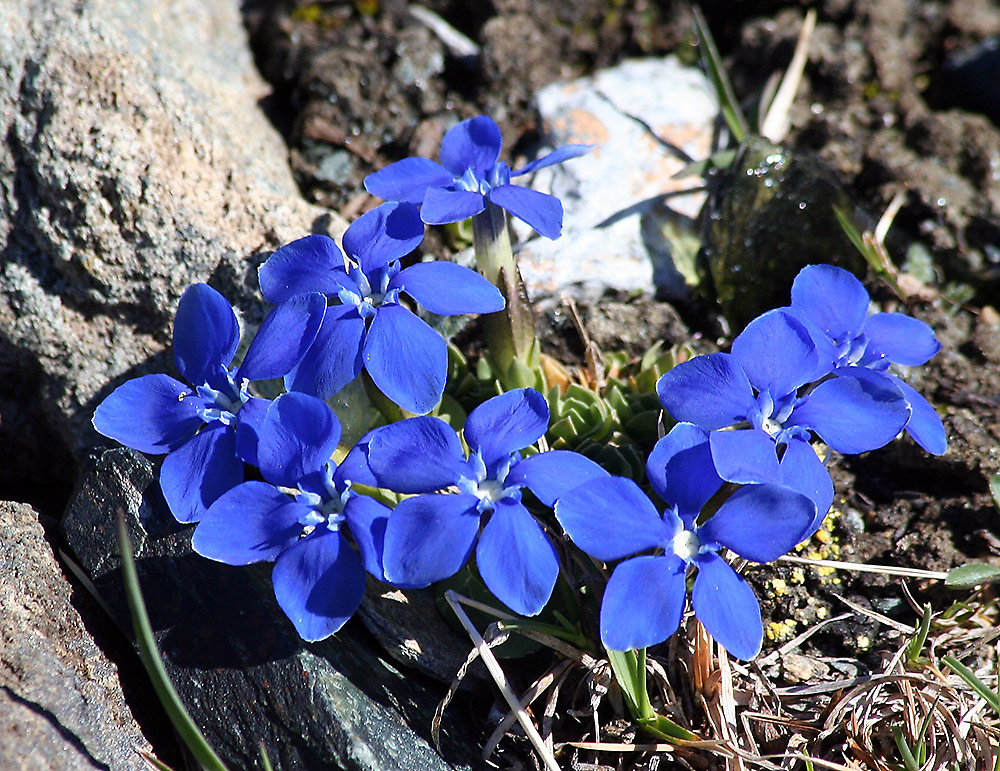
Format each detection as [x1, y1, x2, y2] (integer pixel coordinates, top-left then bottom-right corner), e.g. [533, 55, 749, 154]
[62, 448, 480, 771]
[0, 500, 152, 770]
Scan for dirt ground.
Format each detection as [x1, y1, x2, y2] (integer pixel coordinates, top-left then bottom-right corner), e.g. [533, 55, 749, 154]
[239, 1, 1000, 766]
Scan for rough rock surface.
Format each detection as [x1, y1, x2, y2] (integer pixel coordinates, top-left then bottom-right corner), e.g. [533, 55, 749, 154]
[516, 56, 715, 302]
[0, 500, 151, 770]
[62, 448, 477, 771]
[0, 0, 329, 506]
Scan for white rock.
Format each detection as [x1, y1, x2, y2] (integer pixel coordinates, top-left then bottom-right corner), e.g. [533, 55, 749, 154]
[515, 56, 718, 300]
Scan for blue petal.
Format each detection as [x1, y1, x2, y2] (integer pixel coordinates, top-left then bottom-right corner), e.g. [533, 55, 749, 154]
[699, 484, 815, 563]
[342, 202, 425, 274]
[381, 493, 481, 586]
[646, 423, 720, 519]
[363, 304, 447, 415]
[172, 284, 240, 385]
[192, 482, 307, 564]
[512, 145, 593, 176]
[506, 450, 610, 507]
[439, 116, 503, 176]
[334, 428, 381, 490]
[392, 262, 505, 316]
[365, 417, 466, 493]
[708, 429, 781, 485]
[691, 551, 763, 661]
[731, 309, 819, 397]
[420, 187, 486, 224]
[656, 353, 755, 429]
[555, 476, 669, 562]
[234, 396, 269, 467]
[487, 185, 563, 239]
[237, 293, 326, 382]
[256, 393, 341, 487]
[476, 499, 558, 616]
[272, 528, 366, 641]
[888, 374, 947, 455]
[364, 157, 454, 204]
[258, 235, 357, 304]
[789, 369, 910, 454]
[464, 388, 548, 470]
[284, 304, 366, 400]
[159, 423, 243, 523]
[92, 374, 205, 454]
[779, 437, 833, 535]
[343, 495, 392, 581]
[600, 555, 686, 651]
[862, 313, 941, 367]
[790, 264, 869, 341]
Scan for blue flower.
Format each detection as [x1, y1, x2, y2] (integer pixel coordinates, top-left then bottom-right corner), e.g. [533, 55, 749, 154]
[93, 284, 326, 523]
[555, 423, 816, 659]
[656, 309, 911, 534]
[191, 392, 391, 641]
[364, 116, 591, 239]
[788, 264, 947, 455]
[364, 388, 608, 616]
[259, 202, 505, 415]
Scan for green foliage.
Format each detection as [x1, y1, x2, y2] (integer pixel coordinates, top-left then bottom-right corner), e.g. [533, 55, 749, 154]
[117, 516, 231, 771]
[944, 562, 1000, 590]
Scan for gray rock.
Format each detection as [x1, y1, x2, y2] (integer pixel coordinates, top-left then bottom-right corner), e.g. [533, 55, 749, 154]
[513, 56, 717, 302]
[62, 448, 478, 771]
[0, 0, 332, 499]
[0, 500, 152, 770]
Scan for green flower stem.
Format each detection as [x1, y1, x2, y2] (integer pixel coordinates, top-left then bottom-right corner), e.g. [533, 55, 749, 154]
[606, 647, 700, 743]
[472, 202, 540, 389]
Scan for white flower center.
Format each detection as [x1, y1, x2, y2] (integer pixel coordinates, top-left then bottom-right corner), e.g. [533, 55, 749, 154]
[673, 529, 702, 562]
[476, 478, 505, 506]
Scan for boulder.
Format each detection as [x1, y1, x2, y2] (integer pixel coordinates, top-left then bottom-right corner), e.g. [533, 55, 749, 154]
[61, 448, 477, 771]
[0, 0, 330, 502]
[0, 500, 152, 770]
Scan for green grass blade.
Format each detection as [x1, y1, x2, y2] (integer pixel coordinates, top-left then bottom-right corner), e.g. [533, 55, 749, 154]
[691, 5, 749, 144]
[116, 515, 231, 771]
[943, 655, 1000, 714]
[905, 603, 932, 663]
[892, 725, 921, 771]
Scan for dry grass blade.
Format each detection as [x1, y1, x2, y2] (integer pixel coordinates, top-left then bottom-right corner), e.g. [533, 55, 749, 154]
[779, 555, 949, 581]
[431, 621, 510, 746]
[444, 591, 562, 771]
[759, 9, 817, 142]
[483, 659, 574, 759]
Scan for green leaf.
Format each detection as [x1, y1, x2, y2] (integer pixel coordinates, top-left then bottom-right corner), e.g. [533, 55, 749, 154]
[943, 655, 1000, 714]
[691, 5, 748, 144]
[944, 562, 1000, 589]
[990, 473, 1000, 511]
[116, 516, 231, 771]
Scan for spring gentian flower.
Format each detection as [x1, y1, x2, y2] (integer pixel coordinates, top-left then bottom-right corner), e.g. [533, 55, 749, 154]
[93, 284, 325, 523]
[366, 388, 608, 616]
[788, 264, 947, 455]
[259, 202, 504, 415]
[555, 423, 816, 659]
[656, 309, 911, 534]
[364, 116, 590, 239]
[192, 393, 391, 641]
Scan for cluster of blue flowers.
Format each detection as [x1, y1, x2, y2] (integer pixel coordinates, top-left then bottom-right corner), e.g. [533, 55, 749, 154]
[93, 115, 945, 660]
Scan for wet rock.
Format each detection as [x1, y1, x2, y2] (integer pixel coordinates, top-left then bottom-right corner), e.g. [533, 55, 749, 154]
[701, 135, 868, 330]
[0, 0, 330, 504]
[515, 56, 716, 302]
[939, 36, 1000, 126]
[0, 500, 151, 770]
[62, 448, 477, 771]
